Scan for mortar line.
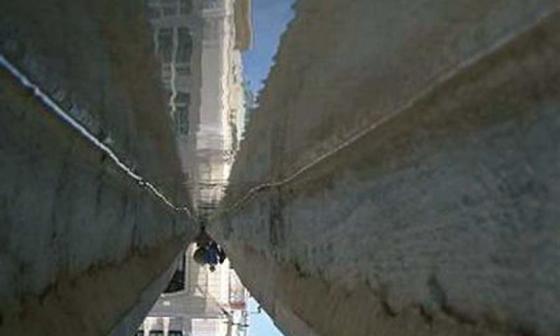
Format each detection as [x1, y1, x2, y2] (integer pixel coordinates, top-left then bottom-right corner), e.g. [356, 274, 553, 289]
[0, 54, 195, 219]
[210, 6, 559, 222]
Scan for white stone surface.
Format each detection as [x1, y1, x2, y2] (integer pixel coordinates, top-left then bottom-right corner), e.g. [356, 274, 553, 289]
[211, 1, 560, 335]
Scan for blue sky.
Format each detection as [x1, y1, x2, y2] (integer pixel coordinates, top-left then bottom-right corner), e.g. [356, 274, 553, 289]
[242, 0, 294, 334]
[247, 298, 284, 336]
[242, 0, 295, 96]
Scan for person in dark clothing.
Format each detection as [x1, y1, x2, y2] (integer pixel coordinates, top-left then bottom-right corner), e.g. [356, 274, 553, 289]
[205, 242, 220, 265]
[192, 227, 227, 271]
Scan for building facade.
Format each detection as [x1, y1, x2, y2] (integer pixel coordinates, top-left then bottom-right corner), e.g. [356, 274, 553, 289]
[146, 0, 251, 213]
[138, 0, 252, 335]
[146, 0, 204, 197]
[195, 0, 251, 213]
[137, 245, 249, 336]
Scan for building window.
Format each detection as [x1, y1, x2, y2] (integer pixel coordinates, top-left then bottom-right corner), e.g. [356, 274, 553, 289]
[158, 28, 174, 63]
[149, 331, 164, 336]
[176, 27, 193, 63]
[179, 0, 192, 14]
[164, 254, 186, 293]
[204, 0, 220, 10]
[162, 6, 177, 16]
[161, 0, 178, 16]
[175, 93, 190, 135]
[175, 92, 190, 105]
[176, 106, 189, 135]
[169, 332, 183, 336]
[146, 6, 160, 19]
[176, 64, 191, 76]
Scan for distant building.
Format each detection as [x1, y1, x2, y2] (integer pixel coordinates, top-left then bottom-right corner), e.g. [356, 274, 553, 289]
[195, 0, 252, 211]
[146, 0, 200, 130]
[145, 0, 205, 199]
[146, 0, 252, 211]
[137, 246, 249, 336]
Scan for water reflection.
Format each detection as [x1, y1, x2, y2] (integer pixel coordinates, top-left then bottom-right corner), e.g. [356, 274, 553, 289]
[145, 0, 251, 217]
[138, 0, 252, 335]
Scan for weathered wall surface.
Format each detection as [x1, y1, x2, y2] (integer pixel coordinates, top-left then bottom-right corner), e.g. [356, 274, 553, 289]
[0, 1, 194, 335]
[212, 1, 560, 336]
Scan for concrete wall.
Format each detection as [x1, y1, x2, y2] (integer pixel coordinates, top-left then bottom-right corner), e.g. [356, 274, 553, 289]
[0, 1, 194, 335]
[211, 1, 560, 336]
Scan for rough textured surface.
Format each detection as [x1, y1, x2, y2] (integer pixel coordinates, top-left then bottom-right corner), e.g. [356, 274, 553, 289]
[0, 1, 193, 335]
[212, 1, 560, 336]
[0, 0, 186, 198]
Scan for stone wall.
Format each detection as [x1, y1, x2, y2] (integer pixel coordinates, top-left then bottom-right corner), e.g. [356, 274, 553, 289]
[0, 1, 194, 335]
[212, 1, 560, 335]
